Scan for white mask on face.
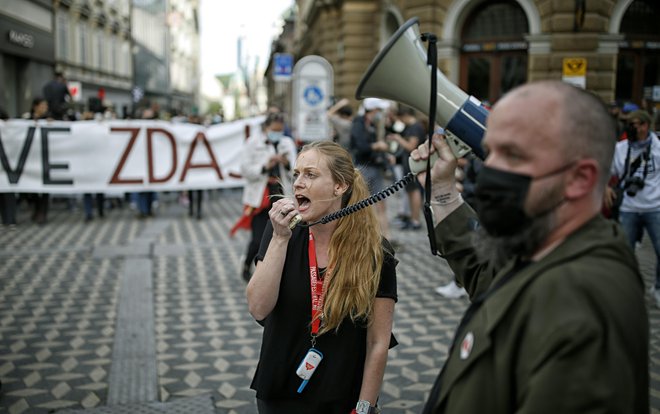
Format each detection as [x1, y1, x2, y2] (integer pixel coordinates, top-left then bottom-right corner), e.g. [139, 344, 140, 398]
[268, 131, 284, 143]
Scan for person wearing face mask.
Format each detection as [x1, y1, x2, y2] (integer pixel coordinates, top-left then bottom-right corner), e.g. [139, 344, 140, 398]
[608, 110, 660, 307]
[411, 81, 648, 414]
[247, 141, 397, 414]
[234, 112, 297, 282]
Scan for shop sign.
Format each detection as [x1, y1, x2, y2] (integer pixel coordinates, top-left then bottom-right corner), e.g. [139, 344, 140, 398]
[8, 29, 34, 49]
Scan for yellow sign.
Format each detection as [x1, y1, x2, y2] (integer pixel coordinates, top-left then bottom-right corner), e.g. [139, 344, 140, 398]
[563, 58, 587, 76]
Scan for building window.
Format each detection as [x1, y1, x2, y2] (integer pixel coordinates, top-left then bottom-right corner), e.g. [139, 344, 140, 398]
[620, 0, 660, 37]
[109, 36, 117, 74]
[121, 40, 131, 77]
[462, 2, 527, 42]
[459, 0, 528, 104]
[56, 11, 69, 61]
[78, 21, 88, 66]
[97, 29, 105, 70]
[616, 0, 660, 104]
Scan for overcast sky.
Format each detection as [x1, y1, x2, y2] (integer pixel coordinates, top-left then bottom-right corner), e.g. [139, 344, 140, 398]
[199, 0, 294, 80]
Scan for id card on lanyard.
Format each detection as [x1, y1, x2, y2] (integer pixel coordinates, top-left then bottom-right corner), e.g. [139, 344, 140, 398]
[297, 231, 329, 393]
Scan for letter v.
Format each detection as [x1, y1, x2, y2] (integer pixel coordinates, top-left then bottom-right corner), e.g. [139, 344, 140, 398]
[0, 126, 35, 184]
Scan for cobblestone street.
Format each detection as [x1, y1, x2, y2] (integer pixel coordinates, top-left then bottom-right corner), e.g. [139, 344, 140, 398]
[0, 189, 658, 413]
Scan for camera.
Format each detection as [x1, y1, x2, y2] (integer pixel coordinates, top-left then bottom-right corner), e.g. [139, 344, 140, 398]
[624, 176, 645, 197]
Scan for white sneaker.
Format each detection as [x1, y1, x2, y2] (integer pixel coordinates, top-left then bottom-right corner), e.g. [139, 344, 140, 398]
[435, 281, 468, 298]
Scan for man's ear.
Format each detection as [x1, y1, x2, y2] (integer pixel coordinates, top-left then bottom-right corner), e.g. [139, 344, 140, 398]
[566, 159, 598, 199]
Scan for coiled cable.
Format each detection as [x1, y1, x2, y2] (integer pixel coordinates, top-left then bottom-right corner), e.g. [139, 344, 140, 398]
[298, 172, 416, 228]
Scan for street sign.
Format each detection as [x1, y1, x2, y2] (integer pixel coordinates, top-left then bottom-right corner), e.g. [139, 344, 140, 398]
[562, 57, 587, 89]
[68, 81, 82, 102]
[273, 53, 293, 82]
[292, 55, 334, 141]
[131, 86, 144, 103]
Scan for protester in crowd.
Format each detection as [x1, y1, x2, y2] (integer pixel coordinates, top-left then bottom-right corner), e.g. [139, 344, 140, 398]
[607, 100, 625, 138]
[246, 141, 397, 414]
[387, 105, 425, 230]
[267, 105, 292, 137]
[135, 107, 159, 218]
[28, 97, 50, 224]
[617, 102, 641, 141]
[327, 98, 354, 150]
[234, 112, 297, 282]
[42, 71, 71, 120]
[83, 193, 104, 222]
[412, 80, 648, 413]
[187, 113, 205, 220]
[79, 109, 106, 221]
[351, 98, 394, 239]
[607, 109, 660, 307]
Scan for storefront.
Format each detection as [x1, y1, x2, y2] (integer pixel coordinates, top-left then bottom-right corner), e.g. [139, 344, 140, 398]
[0, 12, 54, 118]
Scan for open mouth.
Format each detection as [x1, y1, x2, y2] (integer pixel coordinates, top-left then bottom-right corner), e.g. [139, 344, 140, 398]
[296, 195, 311, 211]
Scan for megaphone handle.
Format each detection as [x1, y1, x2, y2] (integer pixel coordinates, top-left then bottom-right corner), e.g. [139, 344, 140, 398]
[409, 152, 439, 175]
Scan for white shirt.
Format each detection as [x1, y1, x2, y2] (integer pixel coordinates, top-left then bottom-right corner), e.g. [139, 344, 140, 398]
[610, 132, 660, 213]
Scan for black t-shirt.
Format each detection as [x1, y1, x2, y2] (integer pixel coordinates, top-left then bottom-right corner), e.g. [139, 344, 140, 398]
[250, 222, 398, 404]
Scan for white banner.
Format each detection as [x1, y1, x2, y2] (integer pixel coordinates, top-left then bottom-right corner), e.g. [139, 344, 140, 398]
[0, 117, 265, 193]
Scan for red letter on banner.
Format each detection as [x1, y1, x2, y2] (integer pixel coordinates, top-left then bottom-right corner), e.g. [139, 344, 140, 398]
[110, 127, 142, 184]
[179, 132, 223, 182]
[146, 128, 177, 183]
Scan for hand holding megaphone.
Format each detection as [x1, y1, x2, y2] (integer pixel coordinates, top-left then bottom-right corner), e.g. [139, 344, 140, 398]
[355, 17, 488, 163]
[409, 132, 458, 185]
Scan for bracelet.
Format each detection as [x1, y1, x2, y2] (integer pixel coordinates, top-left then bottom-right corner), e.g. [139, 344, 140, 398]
[430, 192, 461, 206]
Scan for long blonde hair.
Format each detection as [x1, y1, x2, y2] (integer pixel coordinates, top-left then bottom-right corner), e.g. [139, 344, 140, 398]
[299, 141, 384, 335]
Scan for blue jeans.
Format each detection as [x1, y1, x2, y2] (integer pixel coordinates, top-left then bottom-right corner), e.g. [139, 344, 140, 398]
[83, 193, 104, 219]
[137, 192, 155, 216]
[619, 211, 660, 288]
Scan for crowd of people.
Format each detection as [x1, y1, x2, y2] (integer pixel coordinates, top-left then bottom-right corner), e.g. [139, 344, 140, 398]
[235, 82, 656, 413]
[1, 70, 658, 413]
[0, 72, 224, 227]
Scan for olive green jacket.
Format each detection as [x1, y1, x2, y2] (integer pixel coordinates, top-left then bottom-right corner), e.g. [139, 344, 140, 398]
[425, 203, 649, 413]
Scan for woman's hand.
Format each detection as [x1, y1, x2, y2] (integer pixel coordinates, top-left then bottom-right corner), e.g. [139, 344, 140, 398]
[269, 199, 299, 237]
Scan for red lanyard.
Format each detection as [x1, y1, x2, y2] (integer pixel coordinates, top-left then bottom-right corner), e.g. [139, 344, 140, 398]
[308, 231, 325, 337]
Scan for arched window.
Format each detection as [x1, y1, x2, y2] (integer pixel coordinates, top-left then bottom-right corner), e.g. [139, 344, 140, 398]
[616, 0, 660, 104]
[459, 1, 528, 104]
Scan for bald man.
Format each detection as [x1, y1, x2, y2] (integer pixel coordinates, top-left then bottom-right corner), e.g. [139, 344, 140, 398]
[413, 81, 648, 414]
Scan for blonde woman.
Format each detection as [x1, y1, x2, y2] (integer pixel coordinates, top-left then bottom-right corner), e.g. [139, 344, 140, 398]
[247, 141, 397, 414]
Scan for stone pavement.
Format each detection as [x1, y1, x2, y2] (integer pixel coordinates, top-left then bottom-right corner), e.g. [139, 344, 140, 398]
[0, 189, 659, 413]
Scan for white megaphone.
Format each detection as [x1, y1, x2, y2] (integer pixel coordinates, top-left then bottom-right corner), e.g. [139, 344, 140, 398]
[356, 17, 488, 173]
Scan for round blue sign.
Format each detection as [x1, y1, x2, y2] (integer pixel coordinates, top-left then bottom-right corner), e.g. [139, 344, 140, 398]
[303, 85, 323, 106]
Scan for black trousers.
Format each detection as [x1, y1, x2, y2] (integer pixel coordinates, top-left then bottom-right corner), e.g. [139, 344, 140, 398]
[188, 190, 203, 218]
[0, 193, 17, 225]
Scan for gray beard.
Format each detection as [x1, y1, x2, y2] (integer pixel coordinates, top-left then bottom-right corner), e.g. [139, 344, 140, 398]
[471, 209, 556, 270]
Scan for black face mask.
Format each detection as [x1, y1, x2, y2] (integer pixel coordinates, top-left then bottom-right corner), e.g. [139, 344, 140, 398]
[625, 123, 638, 141]
[474, 164, 572, 237]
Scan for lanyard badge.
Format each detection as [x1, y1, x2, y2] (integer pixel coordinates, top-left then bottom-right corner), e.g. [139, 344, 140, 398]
[297, 231, 329, 393]
[296, 348, 323, 393]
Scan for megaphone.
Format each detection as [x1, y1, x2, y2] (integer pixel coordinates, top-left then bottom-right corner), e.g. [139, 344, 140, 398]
[356, 17, 488, 167]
